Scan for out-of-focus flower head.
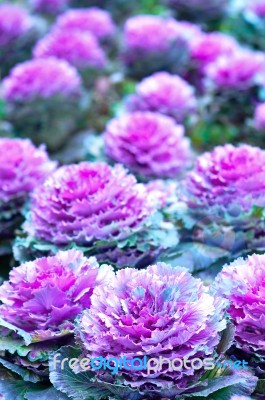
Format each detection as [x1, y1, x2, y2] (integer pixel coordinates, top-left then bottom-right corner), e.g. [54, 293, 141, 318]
[104, 112, 192, 178]
[0, 3, 33, 46]
[30, 0, 70, 15]
[0, 138, 56, 204]
[190, 32, 239, 72]
[78, 263, 227, 394]
[0, 250, 112, 335]
[126, 72, 197, 123]
[205, 49, 265, 90]
[2, 57, 81, 102]
[54, 7, 116, 41]
[33, 29, 107, 70]
[124, 15, 187, 58]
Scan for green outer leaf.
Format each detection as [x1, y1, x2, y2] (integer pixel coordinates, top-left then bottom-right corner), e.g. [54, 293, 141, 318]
[0, 358, 40, 383]
[184, 370, 257, 398]
[49, 347, 257, 400]
[256, 379, 265, 394]
[0, 319, 32, 346]
[0, 379, 33, 400]
[49, 346, 109, 400]
[0, 336, 30, 357]
[24, 386, 69, 400]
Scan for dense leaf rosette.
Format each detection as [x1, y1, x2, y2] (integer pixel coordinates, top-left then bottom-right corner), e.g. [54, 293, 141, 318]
[0, 3, 33, 47]
[2, 58, 81, 102]
[15, 162, 178, 267]
[126, 72, 197, 123]
[54, 8, 116, 42]
[0, 250, 111, 336]
[122, 15, 190, 78]
[104, 112, 192, 179]
[205, 49, 265, 91]
[78, 264, 226, 389]
[33, 29, 107, 71]
[47, 263, 256, 399]
[2, 58, 83, 151]
[214, 254, 265, 378]
[0, 250, 112, 387]
[185, 144, 265, 210]
[190, 33, 239, 73]
[164, 145, 265, 275]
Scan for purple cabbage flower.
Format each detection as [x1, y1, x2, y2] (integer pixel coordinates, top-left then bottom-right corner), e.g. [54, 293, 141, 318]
[0, 250, 112, 382]
[30, 0, 70, 15]
[2, 57, 80, 101]
[54, 8, 116, 42]
[74, 263, 232, 398]
[126, 72, 197, 123]
[104, 112, 192, 179]
[33, 29, 107, 71]
[0, 138, 56, 252]
[205, 49, 265, 90]
[2, 58, 83, 152]
[15, 162, 178, 267]
[0, 3, 41, 77]
[0, 250, 111, 336]
[0, 3, 32, 46]
[170, 144, 265, 275]
[185, 144, 265, 210]
[193, 49, 265, 147]
[190, 32, 239, 73]
[214, 253, 265, 377]
[122, 15, 190, 78]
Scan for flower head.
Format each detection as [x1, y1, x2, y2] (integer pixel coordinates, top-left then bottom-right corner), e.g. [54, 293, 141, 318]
[0, 3, 33, 47]
[24, 162, 155, 245]
[185, 144, 265, 211]
[78, 263, 226, 391]
[0, 250, 111, 334]
[54, 8, 116, 41]
[126, 72, 197, 123]
[205, 50, 265, 90]
[33, 30, 107, 70]
[254, 102, 265, 130]
[0, 138, 56, 204]
[123, 15, 188, 62]
[104, 112, 192, 178]
[30, 0, 69, 15]
[214, 254, 265, 365]
[190, 32, 238, 72]
[2, 57, 81, 102]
